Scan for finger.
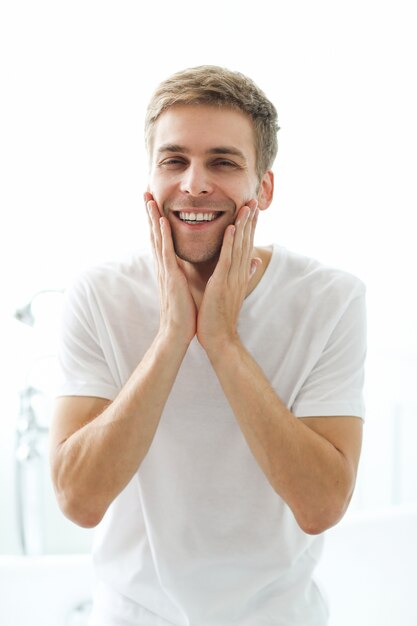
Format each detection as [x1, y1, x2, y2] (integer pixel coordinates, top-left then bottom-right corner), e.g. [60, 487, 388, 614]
[246, 206, 259, 266]
[146, 201, 159, 243]
[235, 204, 251, 234]
[214, 224, 236, 280]
[230, 204, 251, 281]
[159, 216, 178, 271]
[144, 191, 159, 241]
[231, 204, 250, 255]
[145, 198, 155, 250]
[147, 200, 164, 238]
[241, 203, 257, 267]
[147, 200, 164, 271]
[249, 256, 262, 279]
[144, 191, 164, 218]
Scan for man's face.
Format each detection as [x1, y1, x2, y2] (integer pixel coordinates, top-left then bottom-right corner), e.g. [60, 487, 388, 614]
[148, 104, 263, 265]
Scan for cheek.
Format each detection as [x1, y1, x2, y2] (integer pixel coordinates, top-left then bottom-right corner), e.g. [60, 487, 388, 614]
[149, 170, 176, 196]
[148, 177, 169, 208]
[229, 182, 255, 208]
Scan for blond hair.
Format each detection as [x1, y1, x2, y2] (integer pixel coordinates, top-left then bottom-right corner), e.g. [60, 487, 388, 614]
[145, 65, 279, 180]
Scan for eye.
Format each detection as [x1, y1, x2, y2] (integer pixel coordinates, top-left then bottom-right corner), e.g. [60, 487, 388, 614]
[159, 158, 187, 168]
[213, 160, 238, 168]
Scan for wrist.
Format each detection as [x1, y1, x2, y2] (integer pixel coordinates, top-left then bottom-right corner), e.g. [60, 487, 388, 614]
[156, 325, 194, 354]
[203, 334, 242, 365]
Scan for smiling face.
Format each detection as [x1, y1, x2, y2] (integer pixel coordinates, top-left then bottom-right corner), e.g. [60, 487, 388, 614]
[148, 104, 273, 266]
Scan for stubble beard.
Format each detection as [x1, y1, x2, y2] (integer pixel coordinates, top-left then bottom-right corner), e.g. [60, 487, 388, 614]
[165, 197, 236, 265]
[171, 230, 224, 265]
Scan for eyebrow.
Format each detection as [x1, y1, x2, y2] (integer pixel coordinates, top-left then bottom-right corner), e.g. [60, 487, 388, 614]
[157, 144, 247, 161]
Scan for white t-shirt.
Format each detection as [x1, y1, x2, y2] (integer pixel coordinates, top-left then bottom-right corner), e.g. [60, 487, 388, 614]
[57, 243, 366, 626]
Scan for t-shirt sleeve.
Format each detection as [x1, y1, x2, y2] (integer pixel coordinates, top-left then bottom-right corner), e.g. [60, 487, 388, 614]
[291, 286, 367, 419]
[55, 275, 119, 400]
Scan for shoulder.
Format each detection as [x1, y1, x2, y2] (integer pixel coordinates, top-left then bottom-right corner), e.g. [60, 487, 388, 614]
[66, 249, 155, 296]
[272, 245, 366, 304]
[63, 249, 156, 317]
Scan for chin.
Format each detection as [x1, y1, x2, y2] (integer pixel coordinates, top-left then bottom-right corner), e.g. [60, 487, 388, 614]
[174, 242, 221, 265]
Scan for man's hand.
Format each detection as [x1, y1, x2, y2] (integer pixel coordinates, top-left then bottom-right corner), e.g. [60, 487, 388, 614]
[145, 192, 197, 346]
[197, 200, 261, 355]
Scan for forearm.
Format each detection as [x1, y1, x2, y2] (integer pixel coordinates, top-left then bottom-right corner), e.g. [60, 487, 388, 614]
[206, 340, 355, 534]
[54, 330, 189, 527]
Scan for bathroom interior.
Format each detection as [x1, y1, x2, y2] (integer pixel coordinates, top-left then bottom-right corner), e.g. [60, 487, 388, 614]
[1, 2, 416, 625]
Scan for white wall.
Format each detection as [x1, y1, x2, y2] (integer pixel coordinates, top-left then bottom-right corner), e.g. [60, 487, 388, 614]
[1, 0, 416, 553]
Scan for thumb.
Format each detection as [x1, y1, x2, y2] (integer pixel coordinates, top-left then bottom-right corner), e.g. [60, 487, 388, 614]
[249, 257, 262, 278]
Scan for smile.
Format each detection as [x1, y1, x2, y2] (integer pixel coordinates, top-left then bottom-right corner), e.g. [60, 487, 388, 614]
[175, 211, 224, 224]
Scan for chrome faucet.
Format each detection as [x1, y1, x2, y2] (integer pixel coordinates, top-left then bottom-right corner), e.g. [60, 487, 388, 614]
[13, 289, 64, 555]
[15, 385, 49, 555]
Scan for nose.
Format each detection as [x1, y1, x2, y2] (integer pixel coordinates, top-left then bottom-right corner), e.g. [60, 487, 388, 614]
[179, 163, 213, 196]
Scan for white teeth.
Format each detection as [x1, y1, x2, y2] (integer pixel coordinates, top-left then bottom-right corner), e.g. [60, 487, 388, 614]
[178, 212, 219, 222]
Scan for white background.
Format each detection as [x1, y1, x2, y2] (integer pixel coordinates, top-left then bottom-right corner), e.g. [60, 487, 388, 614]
[0, 0, 416, 553]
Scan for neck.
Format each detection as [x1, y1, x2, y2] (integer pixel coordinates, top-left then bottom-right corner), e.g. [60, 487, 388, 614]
[176, 257, 217, 308]
[176, 246, 271, 309]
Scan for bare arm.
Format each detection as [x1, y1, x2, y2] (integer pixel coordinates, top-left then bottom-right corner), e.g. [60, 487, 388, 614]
[197, 202, 363, 534]
[205, 339, 362, 535]
[50, 330, 190, 527]
[50, 196, 197, 528]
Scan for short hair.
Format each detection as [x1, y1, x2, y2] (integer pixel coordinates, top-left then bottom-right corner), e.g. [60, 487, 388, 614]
[145, 65, 279, 181]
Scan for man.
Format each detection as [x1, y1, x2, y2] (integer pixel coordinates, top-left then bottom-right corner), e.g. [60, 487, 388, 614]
[50, 66, 366, 626]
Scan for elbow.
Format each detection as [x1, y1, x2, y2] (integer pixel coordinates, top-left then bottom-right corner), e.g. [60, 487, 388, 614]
[56, 489, 105, 528]
[295, 471, 357, 535]
[50, 450, 106, 528]
[298, 509, 344, 535]
[295, 492, 353, 536]
[51, 465, 106, 528]
[298, 516, 339, 536]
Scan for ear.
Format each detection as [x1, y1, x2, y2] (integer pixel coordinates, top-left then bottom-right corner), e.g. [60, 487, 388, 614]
[257, 170, 274, 210]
